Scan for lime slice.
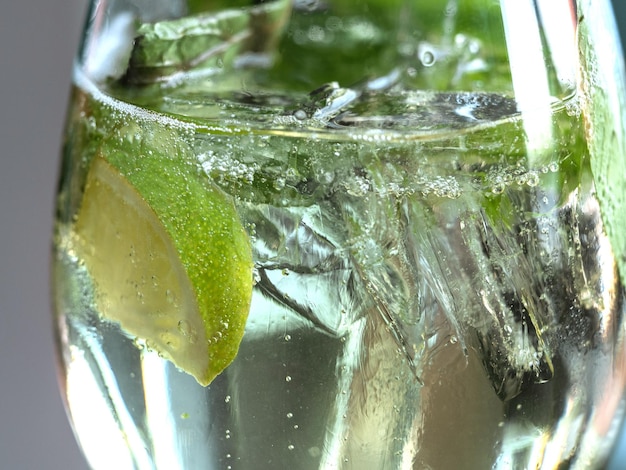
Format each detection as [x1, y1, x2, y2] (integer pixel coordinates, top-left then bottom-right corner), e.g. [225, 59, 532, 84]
[74, 153, 253, 386]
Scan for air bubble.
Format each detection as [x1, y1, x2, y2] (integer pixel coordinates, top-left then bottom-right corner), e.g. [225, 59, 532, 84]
[177, 320, 197, 343]
[294, 109, 307, 120]
[308, 446, 322, 458]
[308, 25, 325, 42]
[525, 172, 539, 187]
[491, 183, 505, 194]
[420, 50, 436, 67]
[274, 177, 286, 190]
[445, 4, 458, 16]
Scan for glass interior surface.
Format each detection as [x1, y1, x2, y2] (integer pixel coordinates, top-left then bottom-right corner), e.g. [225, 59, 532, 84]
[52, 0, 626, 468]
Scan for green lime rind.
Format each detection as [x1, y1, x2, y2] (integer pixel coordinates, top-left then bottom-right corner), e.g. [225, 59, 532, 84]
[105, 143, 253, 386]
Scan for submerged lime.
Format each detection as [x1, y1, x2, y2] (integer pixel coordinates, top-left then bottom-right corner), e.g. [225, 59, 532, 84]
[74, 152, 253, 386]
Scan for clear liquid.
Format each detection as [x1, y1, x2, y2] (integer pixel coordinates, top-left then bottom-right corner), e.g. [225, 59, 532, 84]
[52, 71, 626, 469]
[53, 1, 626, 466]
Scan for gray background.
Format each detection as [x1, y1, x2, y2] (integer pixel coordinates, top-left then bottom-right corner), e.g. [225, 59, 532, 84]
[1, 1, 626, 469]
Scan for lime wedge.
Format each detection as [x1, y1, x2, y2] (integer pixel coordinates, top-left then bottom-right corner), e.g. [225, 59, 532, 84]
[74, 153, 253, 386]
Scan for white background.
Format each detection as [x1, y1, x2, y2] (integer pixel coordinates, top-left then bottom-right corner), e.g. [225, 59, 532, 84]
[1, 1, 625, 468]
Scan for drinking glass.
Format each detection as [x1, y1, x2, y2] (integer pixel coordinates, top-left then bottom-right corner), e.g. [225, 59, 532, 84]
[52, 0, 626, 468]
